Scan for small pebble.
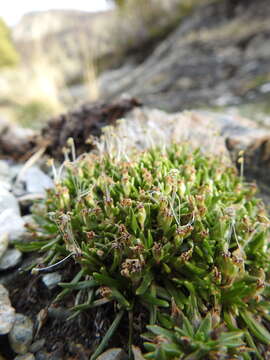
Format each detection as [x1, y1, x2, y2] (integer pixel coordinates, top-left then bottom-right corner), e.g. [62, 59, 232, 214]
[96, 348, 126, 360]
[8, 313, 34, 354]
[14, 353, 35, 360]
[0, 249, 22, 270]
[0, 189, 20, 215]
[35, 351, 49, 360]
[42, 272, 62, 290]
[0, 209, 25, 242]
[0, 284, 15, 335]
[19, 167, 53, 195]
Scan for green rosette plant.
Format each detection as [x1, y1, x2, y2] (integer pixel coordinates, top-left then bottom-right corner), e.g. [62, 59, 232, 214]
[18, 143, 270, 359]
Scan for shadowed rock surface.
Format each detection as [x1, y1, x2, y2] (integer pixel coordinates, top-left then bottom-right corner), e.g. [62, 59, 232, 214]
[99, 0, 270, 112]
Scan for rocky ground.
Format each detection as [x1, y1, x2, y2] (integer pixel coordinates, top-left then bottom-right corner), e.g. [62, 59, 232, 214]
[1, 101, 270, 359]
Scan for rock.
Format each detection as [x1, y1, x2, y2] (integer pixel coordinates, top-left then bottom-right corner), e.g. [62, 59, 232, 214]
[98, 0, 270, 112]
[29, 339, 45, 353]
[0, 117, 35, 161]
[0, 233, 8, 259]
[0, 180, 12, 191]
[0, 249, 22, 270]
[0, 284, 15, 335]
[132, 346, 145, 360]
[8, 313, 34, 354]
[18, 193, 45, 209]
[42, 272, 61, 290]
[96, 348, 126, 360]
[35, 352, 49, 360]
[0, 162, 12, 191]
[17, 167, 53, 195]
[0, 188, 20, 215]
[14, 354, 35, 360]
[0, 209, 25, 242]
[0, 161, 10, 179]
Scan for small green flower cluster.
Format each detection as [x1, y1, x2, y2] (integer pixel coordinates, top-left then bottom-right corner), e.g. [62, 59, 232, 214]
[19, 144, 270, 359]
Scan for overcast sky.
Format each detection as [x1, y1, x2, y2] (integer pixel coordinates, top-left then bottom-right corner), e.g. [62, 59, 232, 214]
[1, 0, 112, 26]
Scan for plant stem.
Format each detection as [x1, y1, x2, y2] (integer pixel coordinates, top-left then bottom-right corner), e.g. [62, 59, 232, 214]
[90, 309, 125, 360]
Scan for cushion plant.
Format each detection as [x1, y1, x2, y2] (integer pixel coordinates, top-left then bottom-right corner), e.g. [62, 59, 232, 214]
[18, 143, 270, 359]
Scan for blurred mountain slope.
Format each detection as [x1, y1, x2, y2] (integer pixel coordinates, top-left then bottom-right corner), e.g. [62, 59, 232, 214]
[98, 0, 270, 111]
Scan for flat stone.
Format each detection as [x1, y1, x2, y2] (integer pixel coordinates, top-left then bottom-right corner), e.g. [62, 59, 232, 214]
[0, 209, 25, 242]
[8, 313, 34, 354]
[0, 188, 20, 215]
[0, 284, 15, 335]
[42, 272, 61, 290]
[19, 167, 53, 195]
[96, 348, 126, 360]
[0, 233, 8, 259]
[14, 353, 35, 360]
[0, 249, 22, 270]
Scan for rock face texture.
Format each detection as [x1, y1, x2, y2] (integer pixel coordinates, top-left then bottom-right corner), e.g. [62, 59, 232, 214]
[99, 0, 270, 112]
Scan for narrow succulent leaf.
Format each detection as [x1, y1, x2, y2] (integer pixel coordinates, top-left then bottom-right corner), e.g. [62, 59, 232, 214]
[146, 325, 175, 342]
[241, 310, 270, 345]
[136, 271, 154, 295]
[90, 310, 124, 360]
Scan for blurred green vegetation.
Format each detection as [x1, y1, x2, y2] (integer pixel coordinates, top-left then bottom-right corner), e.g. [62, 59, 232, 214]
[14, 100, 55, 129]
[0, 17, 20, 68]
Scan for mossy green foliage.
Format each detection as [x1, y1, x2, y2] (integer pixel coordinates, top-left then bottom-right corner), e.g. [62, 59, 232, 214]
[20, 144, 270, 359]
[0, 18, 19, 68]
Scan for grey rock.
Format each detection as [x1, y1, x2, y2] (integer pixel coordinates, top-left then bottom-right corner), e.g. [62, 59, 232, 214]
[14, 354, 35, 360]
[35, 352, 49, 360]
[0, 248, 22, 270]
[0, 161, 10, 178]
[0, 180, 11, 192]
[0, 233, 8, 259]
[98, 0, 270, 112]
[0, 284, 15, 335]
[8, 313, 34, 354]
[96, 348, 126, 360]
[0, 209, 25, 242]
[0, 161, 11, 191]
[29, 338, 45, 353]
[42, 272, 61, 290]
[18, 167, 53, 195]
[35, 350, 63, 360]
[0, 188, 20, 215]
